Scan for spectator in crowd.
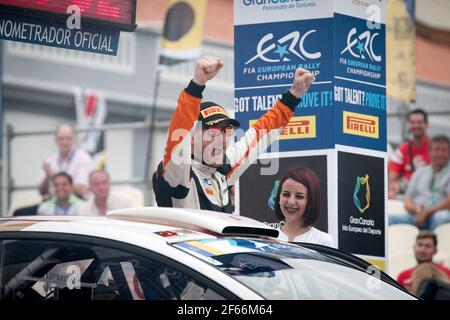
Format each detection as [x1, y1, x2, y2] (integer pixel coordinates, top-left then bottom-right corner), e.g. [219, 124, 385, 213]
[410, 262, 450, 298]
[273, 166, 334, 247]
[37, 172, 85, 215]
[389, 135, 450, 230]
[77, 170, 133, 216]
[397, 232, 450, 293]
[388, 109, 431, 199]
[152, 56, 315, 213]
[38, 124, 92, 199]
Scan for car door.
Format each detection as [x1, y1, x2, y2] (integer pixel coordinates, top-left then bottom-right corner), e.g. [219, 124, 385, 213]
[0, 232, 238, 300]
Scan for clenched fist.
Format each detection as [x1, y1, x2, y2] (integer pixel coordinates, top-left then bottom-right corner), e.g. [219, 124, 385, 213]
[289, 68, 316, 98]
[192, 56, 224, 86]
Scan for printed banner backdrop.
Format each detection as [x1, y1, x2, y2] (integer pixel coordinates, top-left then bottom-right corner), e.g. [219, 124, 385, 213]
[338, 151, 385, 257]
[234, 0, 387, 263]
[334, 77, 387, 151]
[234, 1, 334, 151]
[239, 155, 328, 232]
[235, 0, 386, 152]
[334, 12, 387, 151]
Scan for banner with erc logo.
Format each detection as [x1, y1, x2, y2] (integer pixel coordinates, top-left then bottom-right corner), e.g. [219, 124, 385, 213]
[234, 0, 386, 152]
[334, 11, 387, 151]
[234, 0, 387, 263]
[234, 0, 334, 152]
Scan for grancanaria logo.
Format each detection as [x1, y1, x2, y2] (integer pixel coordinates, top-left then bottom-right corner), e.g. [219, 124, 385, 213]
[353, 174, 371, 214]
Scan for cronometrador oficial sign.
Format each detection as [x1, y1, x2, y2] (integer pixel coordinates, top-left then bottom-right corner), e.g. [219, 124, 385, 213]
[0, 12, 119, 55]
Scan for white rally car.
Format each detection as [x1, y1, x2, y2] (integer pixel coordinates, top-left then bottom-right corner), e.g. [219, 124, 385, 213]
[0, 208, 415, 300]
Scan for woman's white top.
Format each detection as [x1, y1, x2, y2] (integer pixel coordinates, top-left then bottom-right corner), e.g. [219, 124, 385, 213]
[277, 226, 335, 248]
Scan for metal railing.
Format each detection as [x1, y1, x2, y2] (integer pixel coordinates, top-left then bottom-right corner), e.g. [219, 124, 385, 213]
[0, 120, 169, 216]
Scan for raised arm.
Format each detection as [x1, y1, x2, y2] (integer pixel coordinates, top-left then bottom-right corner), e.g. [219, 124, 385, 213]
[226, 68, 315, 185]
[153, 57, 223, 190]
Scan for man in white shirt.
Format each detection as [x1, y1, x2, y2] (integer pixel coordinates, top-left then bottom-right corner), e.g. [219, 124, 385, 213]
[38, 124, 92, 198]
[389, 135, 450, 230]
[77, 170, 133, 216]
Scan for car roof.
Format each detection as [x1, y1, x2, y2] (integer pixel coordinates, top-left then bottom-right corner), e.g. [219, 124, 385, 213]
[0, 210, 268, 299]
[0, 215, 212, 243]
[0, 207, 279, 245]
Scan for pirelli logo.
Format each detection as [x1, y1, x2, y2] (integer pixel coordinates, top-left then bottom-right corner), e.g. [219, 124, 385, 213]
[200, 106, 228, 118]
[343, 111, 379, 139]
[250, 116, 316, 140]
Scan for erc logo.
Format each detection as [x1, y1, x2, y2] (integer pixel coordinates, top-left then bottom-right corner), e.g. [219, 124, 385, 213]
[340, 27, 382, 62]
[353, 174, 371, 214]
[245, 30, 321, 65]
[250, 116, 316, 140]
[343, 111, 379, 139]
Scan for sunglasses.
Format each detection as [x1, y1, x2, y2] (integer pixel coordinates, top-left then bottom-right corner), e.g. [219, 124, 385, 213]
[203, 124, 234, 137]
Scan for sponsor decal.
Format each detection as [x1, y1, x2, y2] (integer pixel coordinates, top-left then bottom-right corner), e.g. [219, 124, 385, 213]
[250, 115, 316, 140]
[353, 174, 371, 214]
[155, 229, 199, 238]
[245, 30, 321, 65]
[200, 106, 228, 118]
[202, 178, 213, 186]
[236, 19, 329, 88]
[336, 17, 385, 83]
[340, 27, 382, 63]
[343, 111, 379, 138]
[280, 116, 316, 139]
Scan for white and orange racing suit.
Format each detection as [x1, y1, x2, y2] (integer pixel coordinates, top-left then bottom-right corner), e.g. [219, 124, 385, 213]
[152, 81, 300, 213]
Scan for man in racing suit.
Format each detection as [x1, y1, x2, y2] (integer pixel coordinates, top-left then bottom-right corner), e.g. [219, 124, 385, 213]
[153, 56, 315, 213]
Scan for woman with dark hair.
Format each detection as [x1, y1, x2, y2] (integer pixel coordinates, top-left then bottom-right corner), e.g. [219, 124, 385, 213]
[273, 166, 334, 247]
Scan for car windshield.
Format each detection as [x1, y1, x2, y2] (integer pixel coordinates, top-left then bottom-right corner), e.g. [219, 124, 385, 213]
[173, 238, 415, 300]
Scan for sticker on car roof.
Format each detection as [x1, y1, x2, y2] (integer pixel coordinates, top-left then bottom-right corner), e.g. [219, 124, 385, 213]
[154, 229, 213, 243]
[173, 239, 280, 266]
[173, 238, 325, 267]
[174, 241, 223, 266]
[173, 238, 316, 261]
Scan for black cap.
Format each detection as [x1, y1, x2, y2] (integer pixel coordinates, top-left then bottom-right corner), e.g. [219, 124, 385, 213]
[199, 101, 240, 127]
